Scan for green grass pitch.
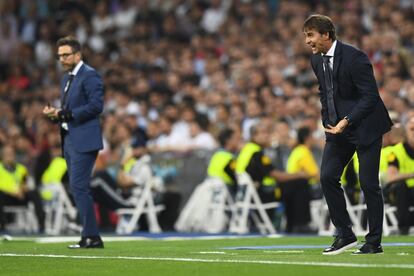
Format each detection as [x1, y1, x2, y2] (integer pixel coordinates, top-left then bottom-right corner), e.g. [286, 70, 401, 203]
[1, 235, 413, 275]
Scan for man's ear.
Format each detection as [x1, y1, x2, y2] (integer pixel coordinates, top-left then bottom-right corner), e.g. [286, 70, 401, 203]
[75, 51, 82, 60]
[322, 32, 330, 41]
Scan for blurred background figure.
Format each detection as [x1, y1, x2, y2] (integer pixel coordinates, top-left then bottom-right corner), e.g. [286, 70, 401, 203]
[207, 127, 241, 197]
[236, 121, 310, 222]
[284, 126, 319, 233]
[385, 113, 414, 235]
[0, 144, 45, 233]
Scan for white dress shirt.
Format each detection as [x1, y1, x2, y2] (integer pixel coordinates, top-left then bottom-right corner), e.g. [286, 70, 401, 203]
[323, 40, 337, 70]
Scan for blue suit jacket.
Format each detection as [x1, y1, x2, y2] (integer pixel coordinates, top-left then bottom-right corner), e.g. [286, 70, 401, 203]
[310, 41, 392, 146]
[60, 63, 104, 153]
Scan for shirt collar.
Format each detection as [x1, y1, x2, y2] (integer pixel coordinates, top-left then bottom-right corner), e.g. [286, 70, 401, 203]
[325, 40, 337, 57]
[70, 60, 84, 76]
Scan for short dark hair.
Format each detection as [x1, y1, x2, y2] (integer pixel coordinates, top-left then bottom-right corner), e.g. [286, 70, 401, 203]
[303, 14, 336, 41]
[297, 127, 311, 145]
[218, 128, 234, 147]
[56, 36, 81, 53]
[194, 114, 210, 131]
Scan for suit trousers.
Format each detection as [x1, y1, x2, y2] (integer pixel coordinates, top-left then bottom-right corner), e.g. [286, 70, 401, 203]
[64, 134, 99, 237]
[320, 134, 383, 245]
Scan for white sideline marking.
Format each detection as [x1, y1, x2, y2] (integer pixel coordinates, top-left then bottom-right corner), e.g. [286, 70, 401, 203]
[34, 235, 279, 244]
[197, 251, 226, 254]
[1, 253, 414, 269]
[195, 251, 238, 256]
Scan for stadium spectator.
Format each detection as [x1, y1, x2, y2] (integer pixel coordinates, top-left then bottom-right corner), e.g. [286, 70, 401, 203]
[0, 144, 45, 233]
[188, 114, 217, 150]
[236, 121, 310, 221]
[207, 127, 241, 197]
[385, 113, 414, 235]
[284, 126, 319, 233]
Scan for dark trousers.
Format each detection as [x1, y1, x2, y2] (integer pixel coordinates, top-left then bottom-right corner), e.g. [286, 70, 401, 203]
[321, 136, 383, 245]
[0, 190, 45, 232]
[64, 135, 99, 238]
[258, 185, 277, 221]
[390, 182, 414, 233]
[280, 179, 311, 233]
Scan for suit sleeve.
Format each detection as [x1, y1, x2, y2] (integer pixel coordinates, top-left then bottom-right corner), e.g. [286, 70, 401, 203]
[71, 71, 104, 123]
[311, 56, 328, 127]
[347, 52, 380, 124]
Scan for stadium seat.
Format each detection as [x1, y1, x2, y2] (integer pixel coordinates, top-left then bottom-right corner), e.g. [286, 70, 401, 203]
[116, 175, 165, 234]
[3, 203, 38, 233]
[175, 177, 235, 233]
[229, 172, 279, 235]
[316, 192, 406, 236]
[43, 183, 79, 235]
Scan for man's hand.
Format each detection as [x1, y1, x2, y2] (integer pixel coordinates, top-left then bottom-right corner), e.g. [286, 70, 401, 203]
[325, 118, 349, 134]
[14, 189, 25, 200]
[43, 104, 60, 119]
[296, 171, 312, 180]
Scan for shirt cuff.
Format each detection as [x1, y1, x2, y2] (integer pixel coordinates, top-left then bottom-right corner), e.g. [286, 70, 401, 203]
[58, 109, 73, 122]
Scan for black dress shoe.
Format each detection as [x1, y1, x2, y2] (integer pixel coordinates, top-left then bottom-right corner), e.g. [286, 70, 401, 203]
[323, 235, 357, 255]
[68, 237, 104, 249]
[352, 243, 383, 254]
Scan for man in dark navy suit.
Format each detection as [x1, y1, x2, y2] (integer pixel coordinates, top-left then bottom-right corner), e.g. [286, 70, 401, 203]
[43, 36, 104, 249]
[303, 15, 392, 255]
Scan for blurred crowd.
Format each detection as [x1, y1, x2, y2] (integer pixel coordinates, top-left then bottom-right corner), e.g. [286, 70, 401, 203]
[1, 0, 414, 233]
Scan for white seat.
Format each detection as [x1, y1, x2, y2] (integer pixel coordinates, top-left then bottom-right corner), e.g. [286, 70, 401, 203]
[116, 176, 165, 234]
[383, 205, 399, 235]
[229, 172, 279, 235]
[43, 182, 79, 235]
[316, 190, 403, 236]
[4, 203, 38, 233]
[175, 177, 235, 233]
[309, 198, 327, 233]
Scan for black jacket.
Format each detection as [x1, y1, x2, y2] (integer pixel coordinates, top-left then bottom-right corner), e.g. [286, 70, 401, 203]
[311, 40, 392, 145]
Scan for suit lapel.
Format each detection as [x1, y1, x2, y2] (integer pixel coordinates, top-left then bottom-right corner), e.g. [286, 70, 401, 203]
[63, 64, 85, 107]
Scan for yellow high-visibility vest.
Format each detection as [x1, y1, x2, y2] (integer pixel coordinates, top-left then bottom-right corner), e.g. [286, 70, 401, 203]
[236, 142, 275, 186]
[207, 150, 235, 185]
[340, 153, 359, 187]
[286, 144, 319, 185]
[41, 157, 67, 185]
[123, 158, 137, 173]
[41, 157, 67, 200]
[389, 142, 414, 188]
[0, 162, 28, 194]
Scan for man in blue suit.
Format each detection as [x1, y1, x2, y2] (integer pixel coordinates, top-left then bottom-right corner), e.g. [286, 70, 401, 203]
[43, 36, 104, 249]
[303, 15, 392, 255]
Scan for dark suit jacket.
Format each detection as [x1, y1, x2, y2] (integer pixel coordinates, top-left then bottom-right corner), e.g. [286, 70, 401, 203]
[60, 63, 104, 153]
[310, 40, 392, 146]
